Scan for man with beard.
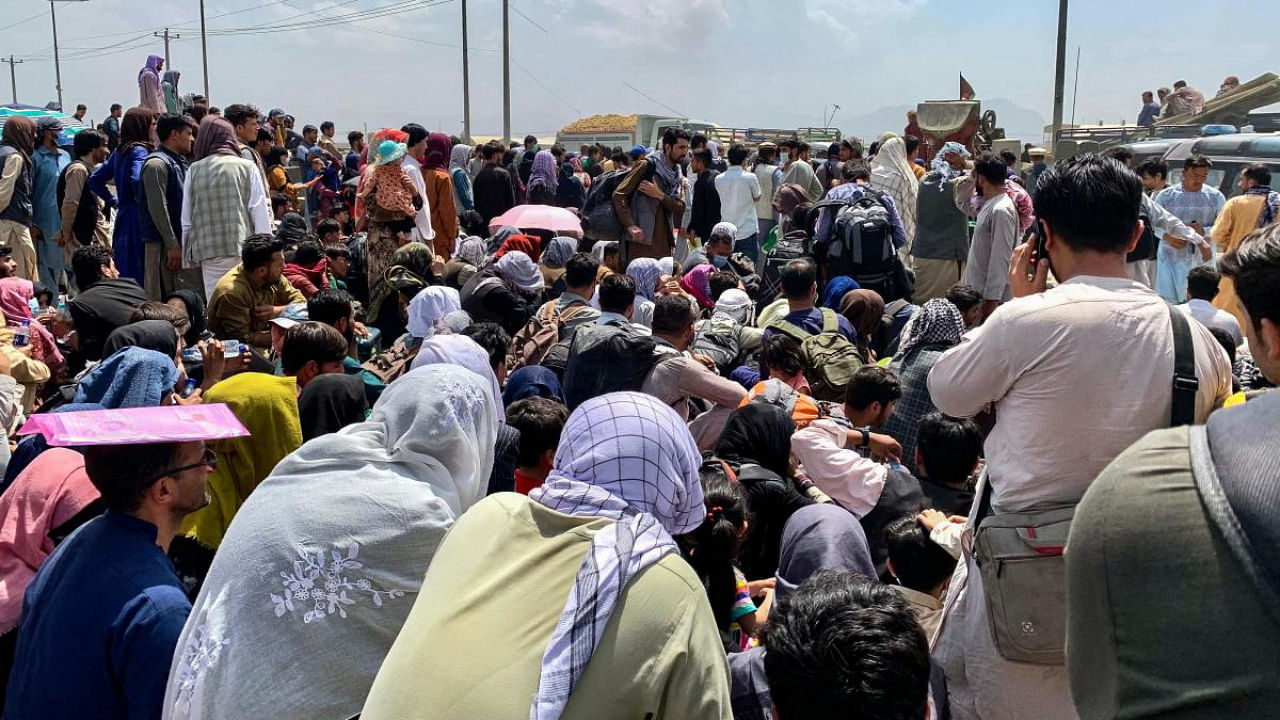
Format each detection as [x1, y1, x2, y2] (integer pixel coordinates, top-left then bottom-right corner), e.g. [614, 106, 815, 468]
[613, 127, 690, 260]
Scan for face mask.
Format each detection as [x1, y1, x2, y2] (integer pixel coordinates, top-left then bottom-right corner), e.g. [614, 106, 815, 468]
[780, 152, 790, 165]
[711, 254, 729, 268]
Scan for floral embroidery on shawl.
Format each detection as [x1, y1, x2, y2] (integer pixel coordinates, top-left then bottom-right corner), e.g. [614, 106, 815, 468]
[271, 543, 405, 623]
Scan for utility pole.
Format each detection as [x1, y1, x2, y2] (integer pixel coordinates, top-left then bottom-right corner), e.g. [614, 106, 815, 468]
[502, 0, 510, 145]
[2, 56, 22, 104]
[461, 0, 471, 143]
[154, 28, 180, 69]
[199, 0, 210, 101]
[49, 0, 64, 110]
[1050, 0, 1068, 151]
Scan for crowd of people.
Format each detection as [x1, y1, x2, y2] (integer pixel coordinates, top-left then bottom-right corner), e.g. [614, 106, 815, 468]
[0, 52, 1278, 720]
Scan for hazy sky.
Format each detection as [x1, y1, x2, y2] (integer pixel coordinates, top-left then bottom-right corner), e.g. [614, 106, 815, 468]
[0, 0, 1273, 142]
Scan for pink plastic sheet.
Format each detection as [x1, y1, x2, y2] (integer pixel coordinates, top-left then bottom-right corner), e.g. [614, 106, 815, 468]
[18, 404, 250, 447]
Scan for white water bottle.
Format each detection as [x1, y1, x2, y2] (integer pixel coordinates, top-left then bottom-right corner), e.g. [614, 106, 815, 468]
[13, 319, 30, 349]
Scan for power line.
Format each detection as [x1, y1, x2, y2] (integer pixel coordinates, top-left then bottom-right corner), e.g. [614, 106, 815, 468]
[508, 3, 547, 33]
[622, 81, 684, 118]
[0, 10, 48, 34]
[206, 0, 451, 36]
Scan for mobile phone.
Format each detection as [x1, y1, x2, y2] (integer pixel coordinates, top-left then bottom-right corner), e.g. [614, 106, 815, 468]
[1029, 220, 1048, 275]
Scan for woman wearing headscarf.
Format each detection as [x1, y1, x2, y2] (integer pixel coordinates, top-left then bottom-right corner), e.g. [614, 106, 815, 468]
[180, 115, 272, 299]
[715, 403, 812, 581]
[74, 345, 181, 408]
[449, 143, 473, 217]
[882, 298, 966, 474]
[88, 106, 157, 284]
[838, 288, 886, 363]
[367, 242, 439, 343]
[540, 236, 577, 298]
[870, 136, 920, 246]
[421, 133, 458, 259]
[179, 372, 302, 549]
[161, 70, 182, 114]
[624, 257, 661, 328]
[444, 235, 485, 290]
[491, 227, 537, 260]
[524, 149, 559, 206]
[165, 289, 207, 348]
[138, 55, 165, 113]
[0, 446, 103, 698]
[163, 365, 497, 720]
[820, 276, 860, 310]
[502, 365, 563, 406]
[0, 117, 38, 280]
[360, 392, 730, 720]
[679, 262, 716, 309]
[0, 277, 63, 376]
[554, 162, 585, 210]
[297, 372, 369, 441]
[460, 250, 543, 336]
[405, 285, 461, 340]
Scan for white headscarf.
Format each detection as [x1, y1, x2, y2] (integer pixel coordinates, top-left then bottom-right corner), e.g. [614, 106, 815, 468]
[410, 334, 503, 415]
[162, 365, 498, 720]
[870, 136, 919, 240]
[455, 236, 486, 267]
[528, 393, 705, 720]
[406, 286, 461, 339]
[714, 288, 754, 327]
[449, 144, 471, 171]
[496, 250, 544, 294]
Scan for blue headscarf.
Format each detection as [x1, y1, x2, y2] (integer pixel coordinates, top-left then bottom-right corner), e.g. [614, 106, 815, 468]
[73, 347, 180, 409]
[502, 366, 564, 407]
[821, 276, 860, 310]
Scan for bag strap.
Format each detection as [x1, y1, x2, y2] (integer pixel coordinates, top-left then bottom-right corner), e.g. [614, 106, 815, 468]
[818, 307, 839, 335]
[770, 319, 813, 342]
[1169, 304, 1199, 427]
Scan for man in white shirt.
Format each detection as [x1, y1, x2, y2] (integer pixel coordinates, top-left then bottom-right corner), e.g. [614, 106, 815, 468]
[714, 144, 762, 263]
[1182, 264, 1243, 346]
[399, 123, 436, 247]
[962, 152, 1020, 322]
[927, 154, 1233, 720]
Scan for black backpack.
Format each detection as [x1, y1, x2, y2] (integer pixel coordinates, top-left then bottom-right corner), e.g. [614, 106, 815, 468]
[817, 189, 896, 278]
[561, 324, 666, 410]
[761, 230, 812, 305]
[692, 314, 745, 374]
[580, 170, 628, 242]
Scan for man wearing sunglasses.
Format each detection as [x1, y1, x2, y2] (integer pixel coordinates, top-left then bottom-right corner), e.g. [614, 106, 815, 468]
[4, 438, 215, 720]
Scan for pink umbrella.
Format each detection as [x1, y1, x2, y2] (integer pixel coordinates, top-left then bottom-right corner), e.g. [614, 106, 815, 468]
[487, 205, 583, 236]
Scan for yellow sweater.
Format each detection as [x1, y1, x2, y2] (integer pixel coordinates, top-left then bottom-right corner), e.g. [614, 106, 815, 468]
[1210, 194, 1267, 327]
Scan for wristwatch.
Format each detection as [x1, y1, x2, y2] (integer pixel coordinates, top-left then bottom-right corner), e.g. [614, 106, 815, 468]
[858, 428, 871, 448]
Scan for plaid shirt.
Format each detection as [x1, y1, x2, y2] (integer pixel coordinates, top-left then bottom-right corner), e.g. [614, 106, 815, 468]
[882, 345, 950, 475]
[181, 155, 271, 265]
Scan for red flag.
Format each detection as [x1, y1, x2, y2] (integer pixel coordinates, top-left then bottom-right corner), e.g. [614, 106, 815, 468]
[960, 73, 976, 100]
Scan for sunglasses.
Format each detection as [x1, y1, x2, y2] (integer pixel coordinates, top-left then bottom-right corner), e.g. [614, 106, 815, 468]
[146, 448, 218, 483]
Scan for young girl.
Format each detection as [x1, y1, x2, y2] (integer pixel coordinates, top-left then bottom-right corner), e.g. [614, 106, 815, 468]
[359, 141, 422, 220]
[680, 461, 771, 651]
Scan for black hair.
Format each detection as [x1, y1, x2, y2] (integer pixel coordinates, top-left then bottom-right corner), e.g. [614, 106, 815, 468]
[328, 204, 349, 218]
[867, 141, 881, 158]
[563, 253, 599, 290]
[683, 462, 749, 630]
[662, 127, 692, 149]
[483, 141, 504, 160]
[761, 334, 804, 377]
[32, 284, 53, 305]
[973, 152, 1008, 185]
[1184, 154, 1212, 170]
[762, 571, 930, 720]
[459, 210, 487, 238]
[281, 322, 348, 375]
[129, 301, 189, 333]
[401, 123, 428, 148]
[461, 322, 511, 372]
[795, 141, 810, 155]
[1033, 154, 1143, 254]
[302, 124, 318, 134]
[320, 121, 335, 133]
[72, 244, 113, 291]
[323, 244, 350, 261]
[523, 134, 537, 145]
[728, 143, 750, 166]
[945, 284, 982, 313]
[844, 365, 901, 411]
[1219, 223, 1280, 331]
[691, 148, 713, 167]
[779, 259, 817, 300]
[347, 130, 364, 145]
[73, 128, 106, 157]
[1208, 326, 1238, 365]
[598, 273, 636, 314]
[1186, 265, 1221, 301]
[315, 219, 341, 242]
[271, 195, 290, 214]
[110, 103, 122, 112]
[293, 240, 324, 266]
[1243, 163, 1272, 186]
[1103, 146, 1134, 166]
[690, 134, 709, 149]
[1137, 159, 1168, 181]
[904, 135, 920, 155]
[241, 234, 284, 272]
[1000, 149, 1018, 167]
[708, 271, 739, 302]
[256, 127, 274, 144]
[222, 103, 260, 128]
[601, 242, 619, 261]
[842, 160, 871, 183]
[83, 442, 185, 513]
[884, 515, 959, 593]
[307, 287, 353, 328]
[916, 412, 982, 486]
[652, 294, 696, 334]
[505, 397, 568, 468]
[151, 114, 186, 144]
[265, 147, 289, 167]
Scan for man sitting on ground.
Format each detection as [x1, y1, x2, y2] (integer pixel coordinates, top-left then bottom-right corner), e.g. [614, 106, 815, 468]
[67, 245, 149, 361]
[596, 273, 646, 334]
[279, 321, 348, 390]
[207, 234, 305, 349]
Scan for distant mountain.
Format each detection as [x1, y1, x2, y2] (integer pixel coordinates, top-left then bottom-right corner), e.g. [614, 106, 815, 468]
[841, 98, 1048, 145]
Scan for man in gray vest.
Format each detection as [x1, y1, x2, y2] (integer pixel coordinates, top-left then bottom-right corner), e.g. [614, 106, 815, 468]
[912, 142, 972, 302]
[0, 116, 38, 280]
[141, 114, 204, 300]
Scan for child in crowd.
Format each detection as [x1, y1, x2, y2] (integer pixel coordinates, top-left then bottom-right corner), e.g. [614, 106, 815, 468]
[884, 514, 959, 637]
[505, 396, 567, 495]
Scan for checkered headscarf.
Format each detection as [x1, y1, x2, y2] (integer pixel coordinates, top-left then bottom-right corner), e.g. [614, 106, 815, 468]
[528, 392, 705, 720]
